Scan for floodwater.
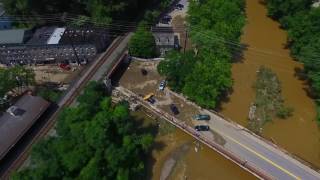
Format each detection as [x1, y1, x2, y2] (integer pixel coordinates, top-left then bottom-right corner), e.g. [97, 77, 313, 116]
[131, 111, 255, 180]
[116, 63, 255, 179]
[220, 0, 320, 168]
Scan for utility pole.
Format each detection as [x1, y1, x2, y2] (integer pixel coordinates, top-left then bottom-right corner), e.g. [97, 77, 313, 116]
[183, 29, 188, 54]
[67, 30, 81, 65]
[61, 13, 81, 65]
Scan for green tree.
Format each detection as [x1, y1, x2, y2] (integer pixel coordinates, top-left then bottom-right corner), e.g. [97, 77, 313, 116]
[157, 0, 244, 109]
[12, 82, 153, 180]
[128, 24, 157, 58]
[0, 66, 35, 98]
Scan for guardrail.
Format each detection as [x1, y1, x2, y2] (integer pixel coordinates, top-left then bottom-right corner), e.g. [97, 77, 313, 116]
[114, 86, 273, 180]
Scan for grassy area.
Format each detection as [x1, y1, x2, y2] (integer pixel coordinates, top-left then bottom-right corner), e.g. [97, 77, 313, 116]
[249, 66, 293, 134]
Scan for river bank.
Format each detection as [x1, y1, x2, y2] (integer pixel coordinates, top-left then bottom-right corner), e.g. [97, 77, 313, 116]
[220, 0, 320, 168]
[131, 110, 255, 180]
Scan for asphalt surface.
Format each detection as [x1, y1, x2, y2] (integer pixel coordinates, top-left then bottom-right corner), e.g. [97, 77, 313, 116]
[170, 91, 320, 180]
[117, 60, 320, 179]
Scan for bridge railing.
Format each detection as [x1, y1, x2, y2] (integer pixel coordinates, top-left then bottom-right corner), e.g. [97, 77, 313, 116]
[115, 86, 273, 180]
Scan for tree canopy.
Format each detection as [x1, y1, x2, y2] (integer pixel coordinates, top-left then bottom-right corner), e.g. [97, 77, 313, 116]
[128, 24, 158, 58]
[158, 0, 244, 109]
[13, 82, 153, 180]
[265, 0, 320, 122]
[0, 66, 35, 98]
[2, 0, 171, 26]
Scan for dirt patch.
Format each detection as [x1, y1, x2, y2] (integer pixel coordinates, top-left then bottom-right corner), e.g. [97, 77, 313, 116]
[160, 142, 191, 180]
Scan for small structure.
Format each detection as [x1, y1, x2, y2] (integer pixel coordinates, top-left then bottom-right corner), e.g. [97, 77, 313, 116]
[151, 26, 179, 56]
[312, 0, 320, 8]
[0, 94, 50, 160]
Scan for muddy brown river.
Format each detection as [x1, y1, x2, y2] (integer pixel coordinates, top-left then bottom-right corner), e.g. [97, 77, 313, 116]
[221, 0, 320, 168]
[131, 111, 254, 180]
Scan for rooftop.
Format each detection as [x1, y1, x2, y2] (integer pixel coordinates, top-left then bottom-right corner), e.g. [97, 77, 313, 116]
[0, 29, 27, 44]
[47, 28, 66, 44]
[0, 94, 50, 160]
[151, 26, 174, 34]
[26, 26, 56, 45]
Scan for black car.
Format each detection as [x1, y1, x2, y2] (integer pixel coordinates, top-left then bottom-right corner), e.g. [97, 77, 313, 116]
[175, 4, 184, 10]
[147, 97, 156, 104]
[195, 125, 210, 131]
[170, 104, 179, 115]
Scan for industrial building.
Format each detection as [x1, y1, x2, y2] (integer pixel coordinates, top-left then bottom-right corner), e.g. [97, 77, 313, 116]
[0, 26, 110, 65]
[0, 94, 50, 160]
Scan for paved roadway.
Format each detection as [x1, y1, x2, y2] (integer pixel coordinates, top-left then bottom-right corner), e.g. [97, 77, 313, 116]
[167, 91, 320, 180]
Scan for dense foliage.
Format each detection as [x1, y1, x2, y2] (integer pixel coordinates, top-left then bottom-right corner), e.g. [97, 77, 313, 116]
[13, 82, 153, 179]
[0, 66, 35, 98]
[249, 66, 293, 134]
[37, 87, 62, 102]
[128, 24, 158, 58]
[158, 0, 245, 108]
[2, 0, 169, 25]
[265, 0, 320, 122]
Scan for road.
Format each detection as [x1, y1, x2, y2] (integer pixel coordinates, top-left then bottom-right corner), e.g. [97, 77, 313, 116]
[117, 60, 320, 180]
[169, 90, 320, 180]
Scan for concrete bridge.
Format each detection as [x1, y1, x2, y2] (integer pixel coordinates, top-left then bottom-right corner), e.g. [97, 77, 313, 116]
[113, 86, 320, 180]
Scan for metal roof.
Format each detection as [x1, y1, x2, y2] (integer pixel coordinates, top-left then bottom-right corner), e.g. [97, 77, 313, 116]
[47, 27, 66, 44]
[151, 26, 174, 33]
[0, 94, 50, 160]
[0, 3, 5, 16]
[0, 29, 26, 44]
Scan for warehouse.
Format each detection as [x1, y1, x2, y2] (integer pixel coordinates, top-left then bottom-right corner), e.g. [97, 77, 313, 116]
[0, 26, 110, 65]
[0, 94, 50, 160]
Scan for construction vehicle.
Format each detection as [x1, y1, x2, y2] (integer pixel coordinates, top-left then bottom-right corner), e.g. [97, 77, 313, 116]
[143, 93, 156, 104]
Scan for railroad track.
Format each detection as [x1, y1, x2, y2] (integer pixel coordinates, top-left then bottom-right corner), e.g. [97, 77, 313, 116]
[1, 34, 127, 179]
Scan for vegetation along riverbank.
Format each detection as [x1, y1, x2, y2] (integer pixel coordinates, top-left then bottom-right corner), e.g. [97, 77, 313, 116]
[249, 66, 293, 134]
[12, 82, 154, 179]
[265, 0, 320, 123]
[158, 0, 245, 109]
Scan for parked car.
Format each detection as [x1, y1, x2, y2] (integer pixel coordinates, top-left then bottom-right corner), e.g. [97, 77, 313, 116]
[163, 15, 172, 20]
[193, 114, 210, 121]
[159, 80, 166, 91]
[170, 104, 179, 115]
[147, 96, 156, 104]
[59, 63, 71, 71]
[161, 15, 172, 24]
[195, 125, 210, 131]
[175, 4, 184, 10]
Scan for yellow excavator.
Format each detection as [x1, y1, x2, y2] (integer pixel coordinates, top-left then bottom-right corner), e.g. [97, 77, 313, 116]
[143, 93, 155, 104]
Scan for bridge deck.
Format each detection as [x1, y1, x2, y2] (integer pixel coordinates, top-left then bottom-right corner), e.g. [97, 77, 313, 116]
[115, 86, 320, 180]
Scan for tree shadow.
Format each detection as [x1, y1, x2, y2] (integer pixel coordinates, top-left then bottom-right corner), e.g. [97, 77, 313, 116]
[110, 60, 131, 87]
[214, 88, 233, 112]
[132, 114, 167, 180]
[294, 67, 317, 99]
[232, 43, 249, 63]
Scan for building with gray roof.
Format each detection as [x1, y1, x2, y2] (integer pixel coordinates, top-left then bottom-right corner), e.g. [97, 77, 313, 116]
[0, 94, 50, 160]
[0, 29, 32, 44]
[151, 26, 179, 56]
